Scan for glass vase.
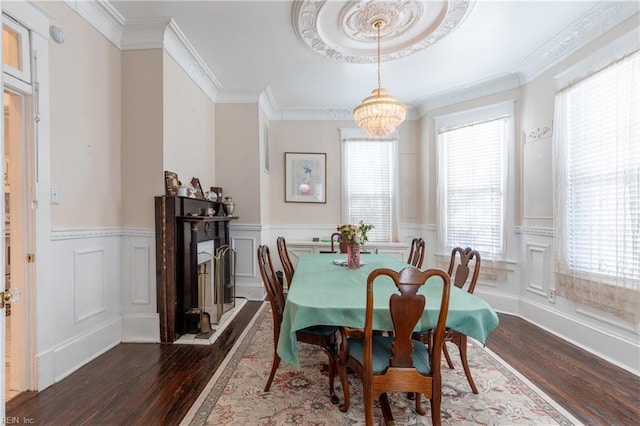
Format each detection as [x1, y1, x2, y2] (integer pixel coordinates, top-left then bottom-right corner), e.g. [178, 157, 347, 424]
[347, 243, 361, 269]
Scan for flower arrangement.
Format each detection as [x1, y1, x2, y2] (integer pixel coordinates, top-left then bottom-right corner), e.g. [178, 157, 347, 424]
[337, 221, 374, 246]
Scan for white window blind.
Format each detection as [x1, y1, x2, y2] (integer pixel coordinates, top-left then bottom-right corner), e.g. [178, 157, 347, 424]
[561, 51, 640, 286]
[343, 140, 395, 242]
[439, 118, 507, 256]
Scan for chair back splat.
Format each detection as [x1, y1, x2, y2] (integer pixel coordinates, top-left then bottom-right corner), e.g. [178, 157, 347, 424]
[257, 246, 285, 339]
[276, 236, 295, 288]
[447, 247, 481, 293]
[337, 266, 451, 425]
[407, 238, 426, 268]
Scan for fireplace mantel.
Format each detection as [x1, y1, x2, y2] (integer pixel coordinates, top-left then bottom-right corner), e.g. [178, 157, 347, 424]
[155, 195, 238, 343]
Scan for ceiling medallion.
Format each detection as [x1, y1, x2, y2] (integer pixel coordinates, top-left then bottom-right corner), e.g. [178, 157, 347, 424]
[292, 0, 473, 64]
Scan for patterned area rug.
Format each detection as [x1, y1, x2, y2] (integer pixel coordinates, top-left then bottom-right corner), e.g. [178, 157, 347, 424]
[181, 303, 582, 425]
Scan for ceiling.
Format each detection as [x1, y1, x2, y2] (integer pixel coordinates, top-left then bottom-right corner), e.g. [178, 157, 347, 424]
[108, 1, 638, 117]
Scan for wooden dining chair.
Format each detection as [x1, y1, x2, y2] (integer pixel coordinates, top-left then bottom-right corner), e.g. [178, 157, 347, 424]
[257, 245, 340, 404]
[407, 237, 426, 268]
[320, 232, 344, 254]
[276, 236, 295, 288]
[332, 232, 347, 253]
[442, 246, 481, 393]
[337, 267, 451, 425]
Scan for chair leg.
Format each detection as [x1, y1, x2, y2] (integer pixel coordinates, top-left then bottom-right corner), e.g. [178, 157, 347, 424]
[264, 353, 281, 392]
[364, 385, 374, 426]
[430, 388, 442, 426]
[319, 346, 339, 404]
[457, 334, 478, 394]
[414, 392, 425, 415]
[379, 392, 394, 423]
[337, 362, 350, 412]
[442, 341, 455, 369]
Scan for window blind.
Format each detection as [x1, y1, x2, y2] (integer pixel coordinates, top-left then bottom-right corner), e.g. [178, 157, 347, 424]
[440, 118, 506, 256]
[563, 51, 640, 286]
[343, 140, 394, 242]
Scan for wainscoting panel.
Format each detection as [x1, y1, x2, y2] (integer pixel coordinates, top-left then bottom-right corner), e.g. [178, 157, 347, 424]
[232, 236, 256, 278]
[525, 243, 550, 297]
[73, 248, 106, 323]
[120, 228, 158, 343]
[131, 245, 151, 305]
[230, 224, 265, 300]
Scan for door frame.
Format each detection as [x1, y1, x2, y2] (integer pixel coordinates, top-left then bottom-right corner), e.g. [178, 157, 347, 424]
[1, 2, 52, 411]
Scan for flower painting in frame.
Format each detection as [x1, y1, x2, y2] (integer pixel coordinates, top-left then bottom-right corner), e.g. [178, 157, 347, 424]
[285, 152, 326, 203]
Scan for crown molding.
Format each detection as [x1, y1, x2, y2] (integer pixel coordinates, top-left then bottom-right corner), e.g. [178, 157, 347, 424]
[62, 0, 125, 48]
[120, 17, 169, 49]
[258, 88, 278, 120]
[414, 73, 522, 116]
[163, 20, 221, 102]
[515, 1, 639, 83]
[261, 103, 421, 122]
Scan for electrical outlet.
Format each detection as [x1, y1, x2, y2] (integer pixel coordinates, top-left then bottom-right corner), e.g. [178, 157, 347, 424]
[548, 289, 556, 303]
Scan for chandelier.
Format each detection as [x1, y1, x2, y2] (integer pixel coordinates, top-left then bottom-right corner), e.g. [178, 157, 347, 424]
[353, 19, 407, 137]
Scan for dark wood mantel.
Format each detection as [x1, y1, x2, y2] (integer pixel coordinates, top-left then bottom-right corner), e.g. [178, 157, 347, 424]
[155, 195, 238, 343]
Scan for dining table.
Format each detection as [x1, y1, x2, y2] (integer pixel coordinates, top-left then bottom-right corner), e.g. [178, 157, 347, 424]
[277, 253, 500, 369]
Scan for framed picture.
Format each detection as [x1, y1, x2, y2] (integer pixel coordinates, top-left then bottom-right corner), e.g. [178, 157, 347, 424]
[164, 171, 179, 196]
[191, 177, 204, 199]
[285, 152, 326, 203]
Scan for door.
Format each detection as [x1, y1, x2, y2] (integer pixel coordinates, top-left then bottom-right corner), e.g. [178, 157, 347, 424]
[2, 14, 36, 408]
[4, 88, 30, 401]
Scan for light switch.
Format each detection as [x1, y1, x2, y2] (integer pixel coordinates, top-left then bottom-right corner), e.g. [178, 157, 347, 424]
[51, 187, 60, 204]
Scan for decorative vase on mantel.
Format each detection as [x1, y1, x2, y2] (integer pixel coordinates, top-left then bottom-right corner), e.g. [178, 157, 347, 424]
[347, 243, 361, 269]
[222, 196, 235, 217]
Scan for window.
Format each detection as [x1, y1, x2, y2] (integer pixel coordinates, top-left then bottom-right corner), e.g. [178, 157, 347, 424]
[436, 102, 512, 260]
[341, 137, 397, 242]
[553, 50, 639, 321]
[2, 15, 31, 84]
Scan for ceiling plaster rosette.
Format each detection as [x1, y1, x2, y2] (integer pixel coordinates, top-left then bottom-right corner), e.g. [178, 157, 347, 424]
[293, 0, 473, 63]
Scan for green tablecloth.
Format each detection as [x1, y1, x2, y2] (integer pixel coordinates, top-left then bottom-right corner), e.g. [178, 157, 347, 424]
[277, 254, 500, 369]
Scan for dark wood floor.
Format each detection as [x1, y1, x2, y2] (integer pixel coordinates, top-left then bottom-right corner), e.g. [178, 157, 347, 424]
[7, 302, 640, 425]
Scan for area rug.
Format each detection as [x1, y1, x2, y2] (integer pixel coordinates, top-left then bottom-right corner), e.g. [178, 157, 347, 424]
[181, 303, 583, 425]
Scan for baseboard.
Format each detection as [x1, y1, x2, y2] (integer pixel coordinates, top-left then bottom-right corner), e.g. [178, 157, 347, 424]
[237, 282, 265, 301]
[38, 317, 122, 389]
[122, 313, 160, 343]
[519, 298, 640, 375]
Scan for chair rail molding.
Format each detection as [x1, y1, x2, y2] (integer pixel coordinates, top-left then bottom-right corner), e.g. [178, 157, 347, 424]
[514, 226, 554, 237]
